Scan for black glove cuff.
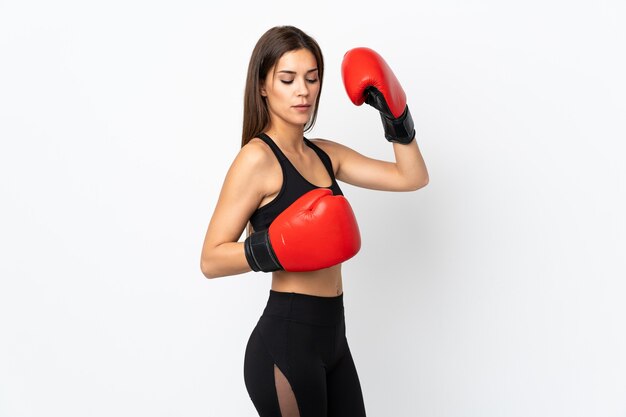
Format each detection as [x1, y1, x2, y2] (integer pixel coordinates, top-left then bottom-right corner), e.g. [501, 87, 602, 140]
[244, 230, 283, 273]
[380, 105, 416, 144]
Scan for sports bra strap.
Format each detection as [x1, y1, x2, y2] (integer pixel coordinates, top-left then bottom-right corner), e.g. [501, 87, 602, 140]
[257, 132, 288, 162]
[257, 132, 335, 180]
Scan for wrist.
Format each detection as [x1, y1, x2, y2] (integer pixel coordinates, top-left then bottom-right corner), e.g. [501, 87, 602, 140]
[381, 105, 415, 144]
[244, 230, 283, 272]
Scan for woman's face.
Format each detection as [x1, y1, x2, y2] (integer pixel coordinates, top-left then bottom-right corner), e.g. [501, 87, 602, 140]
[261, 48, 320, 128]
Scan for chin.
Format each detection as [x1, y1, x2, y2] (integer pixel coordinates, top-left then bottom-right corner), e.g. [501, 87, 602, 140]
[289, 118, 312, 126]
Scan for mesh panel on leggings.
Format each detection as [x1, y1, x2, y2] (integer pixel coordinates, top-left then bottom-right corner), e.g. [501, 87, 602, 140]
[274, 364, 300, 417]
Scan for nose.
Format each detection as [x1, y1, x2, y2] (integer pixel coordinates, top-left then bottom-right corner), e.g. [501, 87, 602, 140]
[296, 78, 310, 97]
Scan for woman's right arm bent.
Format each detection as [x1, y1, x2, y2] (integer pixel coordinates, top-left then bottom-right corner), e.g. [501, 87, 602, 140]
[200, 142, 269, 279]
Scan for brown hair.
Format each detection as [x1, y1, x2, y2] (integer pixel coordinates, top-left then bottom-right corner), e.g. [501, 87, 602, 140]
[241, 25, 324, 147]
[241, 26, 325, 238]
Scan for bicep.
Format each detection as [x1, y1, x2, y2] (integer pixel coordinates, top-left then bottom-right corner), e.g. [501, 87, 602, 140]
[315, 139, 412, 191]
[202, 148, 266, 251]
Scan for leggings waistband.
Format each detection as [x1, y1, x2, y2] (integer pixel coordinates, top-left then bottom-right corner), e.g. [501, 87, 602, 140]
[261, 290, 345, 325]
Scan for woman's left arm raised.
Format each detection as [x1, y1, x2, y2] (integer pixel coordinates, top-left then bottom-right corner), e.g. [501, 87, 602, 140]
[312, 138, 429, 192]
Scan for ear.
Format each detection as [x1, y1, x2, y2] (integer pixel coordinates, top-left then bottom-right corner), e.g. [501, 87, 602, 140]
[260, 77, 269, 97]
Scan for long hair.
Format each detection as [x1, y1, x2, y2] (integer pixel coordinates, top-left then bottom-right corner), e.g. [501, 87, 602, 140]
[241, 26, 324, 238]
[241, 26, 324, 147]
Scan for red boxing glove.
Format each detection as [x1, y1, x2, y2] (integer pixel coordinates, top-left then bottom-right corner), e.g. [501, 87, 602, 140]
[342, 47, 415, 144]
[244, 188, 361, 272]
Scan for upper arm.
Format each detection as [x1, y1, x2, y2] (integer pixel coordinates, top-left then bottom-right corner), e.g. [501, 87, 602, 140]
[312, 138, 416, 192]
[201, 143, 268, 253]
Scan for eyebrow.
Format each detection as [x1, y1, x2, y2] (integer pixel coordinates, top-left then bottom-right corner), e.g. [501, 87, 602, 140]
[276, 68, 319, 74]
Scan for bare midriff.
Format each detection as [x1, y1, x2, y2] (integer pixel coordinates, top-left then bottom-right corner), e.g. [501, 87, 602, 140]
[271, 264, 343, 297]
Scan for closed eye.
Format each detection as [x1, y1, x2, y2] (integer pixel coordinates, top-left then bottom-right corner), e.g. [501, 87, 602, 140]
[280, 79, 319, 85]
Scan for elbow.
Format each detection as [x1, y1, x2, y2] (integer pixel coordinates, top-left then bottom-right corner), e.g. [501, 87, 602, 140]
[200, 243, 225, 279]
[409, 176, 429, 191]
[200, 264, 213, 279]
[200, 258, 219, 279]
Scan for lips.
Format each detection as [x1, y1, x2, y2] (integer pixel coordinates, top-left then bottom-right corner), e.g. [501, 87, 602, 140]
[293, 104, 311, 108]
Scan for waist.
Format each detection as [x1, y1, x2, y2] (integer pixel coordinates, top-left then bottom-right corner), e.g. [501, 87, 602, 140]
[261, 290, 345, 326]
[271, 264, 343, 295]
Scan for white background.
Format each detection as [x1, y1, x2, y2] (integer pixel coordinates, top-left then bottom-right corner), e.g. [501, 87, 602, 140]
[1, 1, 625, 416]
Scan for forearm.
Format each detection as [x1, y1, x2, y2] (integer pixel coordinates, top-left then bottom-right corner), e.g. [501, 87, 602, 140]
[393, 139, 429, 189]
[201, 242, 251, 279]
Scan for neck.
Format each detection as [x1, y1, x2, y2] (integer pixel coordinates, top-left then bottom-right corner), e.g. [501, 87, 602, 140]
[264, 121, 306, 154]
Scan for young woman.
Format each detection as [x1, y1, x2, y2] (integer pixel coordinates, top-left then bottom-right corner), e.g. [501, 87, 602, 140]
[200, 25, 428, 417]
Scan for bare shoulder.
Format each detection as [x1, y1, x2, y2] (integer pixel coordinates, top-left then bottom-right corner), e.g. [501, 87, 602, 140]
[309, 137, 352, 155]
[215, 138, 274, 202]
[233, 137, 281, 196]
[239, 137, 275, 167]
[308, 137, 351, 169]
[309, 137, 339, 150]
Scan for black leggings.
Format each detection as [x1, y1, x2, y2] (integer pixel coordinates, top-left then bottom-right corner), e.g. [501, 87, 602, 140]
[244, 290, 367, 417]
